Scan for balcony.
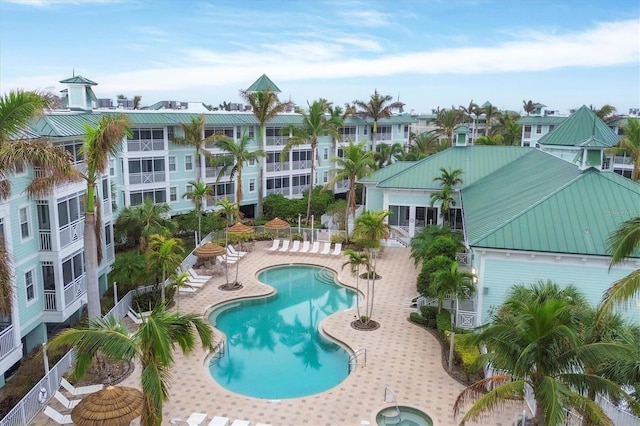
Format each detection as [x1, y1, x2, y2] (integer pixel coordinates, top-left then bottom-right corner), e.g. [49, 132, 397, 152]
[265, 136, 290, 146]
[205, 167, 231, 179]
[127, 140, 164, 152]
[290, 160, 310, 171]
[39, 231, 52, 251]
[266, 162, 289, 173]
[59, 219, 84, 248]
[106, 243, 115, 262]
[0, 325, 18, 360]
[266, 186, 291, 196]
[291, 184, 309, 196]
[613, 155, 633, 165]
[204, 194, 236, 209]
[128, 171, 166, 185]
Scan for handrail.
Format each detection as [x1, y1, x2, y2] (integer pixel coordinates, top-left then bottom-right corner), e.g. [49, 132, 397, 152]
[383, 386, 401, 421]
[348, 348, 366, 374]
[208, 339, 226, 366]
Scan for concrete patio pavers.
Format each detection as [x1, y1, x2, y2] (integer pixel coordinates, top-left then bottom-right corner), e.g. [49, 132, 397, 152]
[32, 243, 528, 425]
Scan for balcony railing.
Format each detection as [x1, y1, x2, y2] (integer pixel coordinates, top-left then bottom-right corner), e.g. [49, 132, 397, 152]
[266, 187, 291, 196]
[375, 133, 392, 141]
[106, 243, 115, 262]
[59, 219, 84, 248]
[204, 194, 236, 208]
[0, 326, 16, 359]
[291, 184, 310, 196]
[102, 199, 112, 216]
[266, 162, 289, 172]
[128, 171, 166, 185]
[455, 252, 471, 267]
[44, 290, 56, 310]
[265, 136, 289, 146]
[39, 231, 52, 251]
[63, 275, 87, 308]
[614, 155, 633, 165]
[290, 160, 310, 171]
[127, 140, 164, 152]
[205, 167, 232, 179]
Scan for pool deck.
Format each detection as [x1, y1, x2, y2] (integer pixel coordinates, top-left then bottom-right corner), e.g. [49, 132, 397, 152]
[33, 243, 528, 425]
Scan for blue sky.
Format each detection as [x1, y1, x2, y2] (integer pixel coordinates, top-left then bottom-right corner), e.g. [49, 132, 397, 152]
[1, 0, 638, 114]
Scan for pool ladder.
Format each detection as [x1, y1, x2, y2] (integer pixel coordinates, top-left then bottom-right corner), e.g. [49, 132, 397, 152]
[348, 348, 367, 374]
[208, 339, 226, 366]
[383, 386, 402, 423]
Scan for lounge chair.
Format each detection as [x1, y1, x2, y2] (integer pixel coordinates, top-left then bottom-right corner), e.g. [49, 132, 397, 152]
[187, 272, 209, 283]
[298, 240, 310, 253]
[60, 377, 104, 396]
[225, 248, 243, 260]
[309, 241, 320, 254]
[279, 240, 290, 252]
[127, 308, 143, 325]
[289, 240, 300, 253]
[209, 417, 230, 426]
[187, 412, 208, 425]
[185, 279, 205, 288]
[230, 420, 250, 426]
[217, 255, 238, 265]
[189, 268, 212, 279]
[43, 406, 73, 424]
[228, 245, 247, 257]
[178, 286, 197, 294]
[319, 242, 332, 255]
[267, 239, 280, 252]
[331, 242, 343, 256]
[53, 390, 80, 409]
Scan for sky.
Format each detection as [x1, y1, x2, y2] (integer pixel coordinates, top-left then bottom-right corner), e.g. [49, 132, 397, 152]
[1, 0, 639, 115]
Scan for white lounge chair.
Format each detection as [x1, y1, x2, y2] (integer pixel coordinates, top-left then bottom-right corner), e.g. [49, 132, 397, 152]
[127, 308, 143, 324]
[187, 271, 209, 283]
[279, 240, 290, 252]
[230, 420, 250, 426]
[189, 268, 212, 279]
[225, 248, 243, 260]
[331, 242, 343, 256]
[53, 390, 80, 409]
[309, 241, 320, 254]
[187, 412, 208, 425]
[185, 279, 205, 288]
[60, 377, 104, 396]
[267, 239, 280, 252]
[298, 240, 310, 253]
[43, 406, 73, 424]
[217, 255, 238, 265]
[319, 242, 332, 255]
[209, 417, 230, 426]
[179, 286, 198, 294]
[289, 240, 300, 253]
[228, 245, 247, 257]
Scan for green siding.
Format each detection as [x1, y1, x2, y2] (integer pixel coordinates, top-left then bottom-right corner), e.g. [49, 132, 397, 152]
[366, 188, 384, 211]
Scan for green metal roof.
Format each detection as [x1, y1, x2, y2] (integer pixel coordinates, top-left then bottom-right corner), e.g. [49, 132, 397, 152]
[359, 161, 415, 184]
[517, 116, 567, 125]
[246, 74, 281, 93]
[59, 75, 97, 85]
[374, 146, 533, 190]
[537, 105, 620, 147]
[465, 166, 640, 255]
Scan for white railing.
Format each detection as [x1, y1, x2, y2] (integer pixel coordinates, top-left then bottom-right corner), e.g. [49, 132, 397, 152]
[455, 252, 470, 267]
[39, 231, 51, 251]
[266, 187, 291, 196]
[63, 275, 86, 308]
[102, 199, 112, 216]
[205, 167, 232, 179]
[265, 136, 289, 146]
[59, 220, 84, 248]
[456, 310, 476, 329]
[106, 243, 115, 262]
[290, 160, 310, 171]
[0, 326, 16, 359]
[613, 155, 633, 165]
[44, 290, 56, 310]
[266, 162, 289, 172]
[291, 184, 310, 196]
[128, 171, 166, 185]
[127, 139, 164, 152]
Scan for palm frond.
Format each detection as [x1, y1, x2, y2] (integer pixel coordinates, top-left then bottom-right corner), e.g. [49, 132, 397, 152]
[453, 375, 523, 420]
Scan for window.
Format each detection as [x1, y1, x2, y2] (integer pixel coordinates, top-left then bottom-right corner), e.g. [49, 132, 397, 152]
[109, 159, 115, 176]
[127, 128, 164, 151]
[536, 125, 542, 134]
[185, 155, 193, 171]
[523, 125, 531, 138]
[19, 206, 31, 240]
[170, 186, 177, 202]
[323, 171, 328, 183]
[130, 189, 167, 206]
[186, 184, 193, 194]
[128, 158, 166, 184]
[249, 179, 255, 192]
[63, 141, 84, 164]
[58, 193, 85, 227]
[25, 270, 35, 302]
[249, 158, 255, 166]
[169, 156, 176, 172]
[205, 127, 234, 138]
[323, 148, 329, 160]
[104, 223, 112, 246]
[549, 125, 555, 132]
[102, 178, 109, 201]
[62, 252, 84, 286]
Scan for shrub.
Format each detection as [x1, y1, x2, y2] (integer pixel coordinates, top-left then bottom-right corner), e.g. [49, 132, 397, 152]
[290, 232, 303, 241]
[424, 236, 459, 260]
[409, 312, 429, 326]
[436, 310, 452, 336]
[331, 233, 346, 244]
[416, 256, 453, 297]
[419, 305, 438, 328]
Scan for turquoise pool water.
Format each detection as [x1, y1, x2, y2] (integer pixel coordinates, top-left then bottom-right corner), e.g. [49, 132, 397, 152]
[209, 265, 356, 399]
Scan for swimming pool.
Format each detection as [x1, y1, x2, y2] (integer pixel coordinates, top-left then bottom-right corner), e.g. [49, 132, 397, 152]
[209, 265, 356, 399]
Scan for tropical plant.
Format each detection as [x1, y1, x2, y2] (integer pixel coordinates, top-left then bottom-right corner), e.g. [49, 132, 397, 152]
[491, 111, 522, 145]
[341, 249, 370, 321]
[474, 134, 504, 145]
[522, 100, 536, 116]
[434, 167, 463, 188]
[599, 217, 640, 317]
[183, 180, 213, 244]
[352, 90, 403, 151]
[374, 142, 403, 168]
[0, 90, 78, 315]
[407, 130, 447, 159]
[145, 234, 184, 305]
[212, 128, 266, 205]
[47, 306, 214, 426]
[454, 283, 640, 425]
[239, 89, 292, 218]
[416, 255, 454, 298]
[169, 271, 192, 311]
[114, 197, 175, 251]
[410, 225, 463, 267]
[607, 118, 640, 181]
[430, 186, 456, 221]
[593, 104, 619, 124]
[459, 100, 481, 141]
[215, 197, 240, 226]
[429, 262, 475, 314]
[482, 102, 500, 136]
[133, 95, 142, 110]
[434, 107, 464, 145]
[351, 209, 391, 250]
[81, 114, 131, 319]
[172, 115, 223, 183]
[108, 252, 147, 292]
[281, 100, 342, 223]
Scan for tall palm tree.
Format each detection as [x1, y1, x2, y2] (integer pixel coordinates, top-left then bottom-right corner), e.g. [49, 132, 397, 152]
[47, 306, 214, 426]
[342, 249, 370, 321]
[599, 217, 640, 317]
[215, 197, 240, 226]
[607, 118, 640, 181]
[145, 234, 184, 305]
[172, 115, 222, 183]
[239, 90, 292, 218]
[430, 186, 456, 222]
[0, 90, 78, 315]
[492, 111, 522, 145]
[81, 114, 131, 319]
[115, 197, 175, 252]
[483, 102, 500, 136]
[408, 130, 447, 158]
[374, 142, 403, 168]
[352, 90, 403, 152]
[593, 104, 620, 124]
[434, 107, 463, 145]
[109, 251, 147, 292]
[433, 167, 463, 188]
[459, 100, 480, 142]
[212, 128, 266, 205]
[430, 261, 475, 314]
[522, 100, 536, 116]
[352, 209, 391, 250]
[183, 180, 213, 244]
[281, 100, 342, 223]
[454, 285, 639, 425]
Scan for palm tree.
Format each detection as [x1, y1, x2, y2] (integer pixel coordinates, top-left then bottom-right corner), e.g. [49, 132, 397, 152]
[408, 131, 447, 158]
[239, 90, 292, 218]
[352, 209, 391, 250]
[215, 197, 240, 226]
[434, 167, 463, 188]
[109, 251, 147, 292]
[115, 197, 175, 252]
[459, 100, 480, 142]
[169, 271, 192, 312]
[607, 118, 640, 181]
[281, 100, 342, 223]
[430, 261, 475, 314]
[81, 114, 131, 319]
[410, 225, 463, 267]
[522, 100, 536, 116]
[212, 128, 266, 207]
[374, 142, 403, 168]
[352, 90, 403, 151]
[430, 186, 456, 222]
[172, 115, 222, 183]
[145, 234, 184, 305]
[434, 107, 463, 145]
[0, 90, 78, 315]
[342, 249, 370, 321]
[454, 285, 639, 425]
[47, 306, 214, 426]
[482, 102, 500, 136]
[491, 111, 522, 145]
[593, 104, 619, 124]
[599, 217, 640, 317]
[183, 180, 213, 244]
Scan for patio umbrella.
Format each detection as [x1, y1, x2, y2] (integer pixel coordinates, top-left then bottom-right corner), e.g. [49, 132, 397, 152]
[194, 242, 226, 267]
[264, 217, 290, 231]
[71, 385, 143, 426]
[226, 222, 254, 235]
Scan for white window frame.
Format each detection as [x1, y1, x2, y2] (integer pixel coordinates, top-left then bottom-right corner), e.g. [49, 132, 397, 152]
[249, 178, 255, 193]
[109, 159, 116, 176]
[323, 171, 328, 184]
[186, 184, 193, 194]
[25, 268, 36, 305]
[185, 155, 194, 171]
[323, 148, 329, 160]
[168, 156, 176, 172]
[170, 186, 177, 202]
[536, 125, 542, 134]
[19, 205, 32, 241]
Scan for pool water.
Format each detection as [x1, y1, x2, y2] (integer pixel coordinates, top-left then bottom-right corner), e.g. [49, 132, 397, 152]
[209, 265, 356, 399]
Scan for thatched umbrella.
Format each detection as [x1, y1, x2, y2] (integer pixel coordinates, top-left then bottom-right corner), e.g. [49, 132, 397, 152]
[264, 217, 291, 239]
[71, 385, 143, 426]
[194, 242, 226, 266]
[222, 223, 254, 290]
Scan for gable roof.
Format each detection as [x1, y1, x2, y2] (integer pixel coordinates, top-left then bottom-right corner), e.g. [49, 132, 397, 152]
[372, 146, 532, 190]
[246, 74, 281, 93]
[59, 75, 98, 85]
[359, 161, 415, 184]
[537, 105, 620, 147]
